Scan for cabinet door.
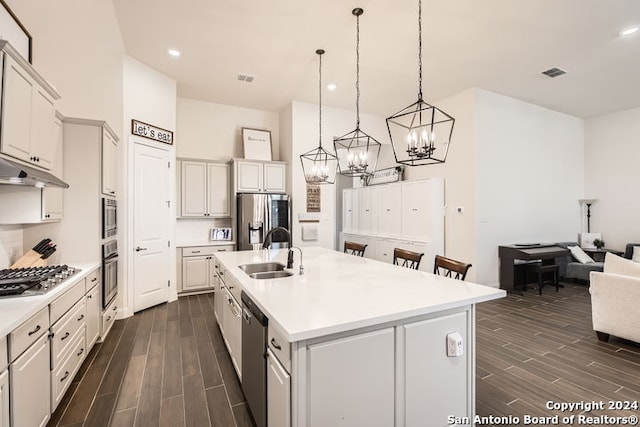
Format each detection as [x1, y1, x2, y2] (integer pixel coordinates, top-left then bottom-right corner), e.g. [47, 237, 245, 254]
[402, 311, 470, 427]
[42, 116, 64, 220]
[182, 256, 211, 292]
[379, 183, 402, 236]
[402, 181, 431, 240]
[86, 284, 101, 349]
[307, 328, 394, 427]
[101, 128, 117, 197]
[236, 161, 263, 192]
[207, 163, 230, 216]
[222, 288, 242, 378]
[342, 189, 358, 233]
[0, 370, 8, 427]
[10, 333, 51, 427]
[264, 163, 286, 192]
[29, 86, 57, 170]
[359, 187, 379, 234]
[181, 161, 208, 216]
[267, 349, 291, 427]
[1, 54, 33, 163]
[374, 238, 395, 264]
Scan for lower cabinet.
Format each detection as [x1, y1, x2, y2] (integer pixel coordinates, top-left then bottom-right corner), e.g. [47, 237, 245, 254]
[340, 232, 433, 272]
[10, 333, 51, 427]
[179, 245, 234, 293]
[221, 285, 242, 378]
[0, 370, 9, 427]
[267, 348, 290, 427]
[86, 282, 101, 349]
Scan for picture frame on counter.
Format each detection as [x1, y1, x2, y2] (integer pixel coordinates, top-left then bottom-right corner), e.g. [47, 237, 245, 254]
[211, 227, 232, 241]
[0, 0, 32, 63]
[242, 127, 272, 161]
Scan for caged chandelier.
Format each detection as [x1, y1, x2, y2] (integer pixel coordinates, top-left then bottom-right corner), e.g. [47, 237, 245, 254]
[333, 8, 381, 178]
[386, 0, 455, 166]
[300, 49, 338, 184]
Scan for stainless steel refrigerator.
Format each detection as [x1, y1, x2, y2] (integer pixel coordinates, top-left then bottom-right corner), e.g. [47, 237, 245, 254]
[237, 193, 291, 250]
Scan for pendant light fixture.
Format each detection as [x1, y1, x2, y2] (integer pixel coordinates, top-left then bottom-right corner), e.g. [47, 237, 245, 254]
[300, 49, 338, 184]
[386, 0, 455, 166]
[333, 8, 381, 178]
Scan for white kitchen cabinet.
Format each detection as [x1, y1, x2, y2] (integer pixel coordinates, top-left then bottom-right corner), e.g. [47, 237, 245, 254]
[234, 159, 286, 193]
[0, 370, 8, 427]
[401, 180, 431, 240]
[179, 160, 230, 217]
[86, 275, 101, 349]
[222, 285, 242, 378]
[358, 186, 379, 234]
[0, 43, 60, 170]
[342, 188, 358, 233]
[374, 237, 395, 264]
[179, 245, 234, 293]
[41, 113, 64, 221]
[306, 328, 395, 427]
[102, 298, 118, 340]
[378, 183, 402, 236]
[101, 127, 118, 197]
[401, 311, 470, 426]
[267, 348, 290, 427]
[10, 332, 51, 427]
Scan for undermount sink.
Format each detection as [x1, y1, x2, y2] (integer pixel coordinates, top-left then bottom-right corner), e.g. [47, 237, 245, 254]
[238, 262, 287, 275]
[248, 270, 293, 280]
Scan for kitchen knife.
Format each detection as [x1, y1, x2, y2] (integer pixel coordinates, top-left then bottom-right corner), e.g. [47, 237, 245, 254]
[33, 238, 51, 253]
[41, 245, 57, 260]
[11, 239, 53, 268]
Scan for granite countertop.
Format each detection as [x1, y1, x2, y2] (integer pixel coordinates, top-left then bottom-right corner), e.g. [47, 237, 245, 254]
[0, 262, 100, 338]
[215, 247, 505, 342]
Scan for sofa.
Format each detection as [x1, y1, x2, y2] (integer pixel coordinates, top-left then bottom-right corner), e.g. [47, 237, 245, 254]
[555, 241, 604, 282]
[589, 247, 640, 343]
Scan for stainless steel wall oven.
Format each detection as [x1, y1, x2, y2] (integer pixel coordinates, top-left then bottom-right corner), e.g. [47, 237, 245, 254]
[102, 240, 118, 309]
[102, 197, 117, 238]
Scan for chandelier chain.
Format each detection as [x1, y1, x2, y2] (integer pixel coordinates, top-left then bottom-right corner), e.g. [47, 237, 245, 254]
[356, 11, 361, 127]
[418, 0, 423, 100]
[318, 51, 323, 148]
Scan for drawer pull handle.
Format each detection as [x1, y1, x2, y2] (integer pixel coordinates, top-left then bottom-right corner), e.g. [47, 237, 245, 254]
[28, 325, 41, 336]
[91, 277, 98, 282]
[60, 371, 70, 382]
[106, 316, 112, 322]
[192, 250, 201, 253]
[61, 332, 70, 341]
[77, 314, 85, 321]
[270, 338, 282, 350]
[77, 348, 84, 357]
[87, 295, 92, 299]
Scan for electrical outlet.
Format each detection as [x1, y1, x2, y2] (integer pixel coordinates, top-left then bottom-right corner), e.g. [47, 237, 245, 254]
[447, 332, 464, 357]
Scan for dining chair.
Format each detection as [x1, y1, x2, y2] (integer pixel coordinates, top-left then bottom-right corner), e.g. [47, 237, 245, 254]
[433, 255, 472, 280]
[393, 248, 424, 270]
[344, 241, 367, 257]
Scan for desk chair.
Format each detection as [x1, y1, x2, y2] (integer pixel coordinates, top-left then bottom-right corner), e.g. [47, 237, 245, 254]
[393, 248, 424, 270]
[526, 261, 560, 295]
[344, 241, 367, 257]
[433, 255, 472, 281]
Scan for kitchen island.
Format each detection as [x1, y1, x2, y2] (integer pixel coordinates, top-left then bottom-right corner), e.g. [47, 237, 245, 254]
[214, 247, 505, 427]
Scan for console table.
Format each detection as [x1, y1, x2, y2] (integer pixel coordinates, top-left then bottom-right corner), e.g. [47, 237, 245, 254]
[498, 244, 570, 291]
[582, 248, 623, 262]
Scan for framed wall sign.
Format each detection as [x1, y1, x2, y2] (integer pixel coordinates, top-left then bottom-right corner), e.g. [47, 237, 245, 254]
[242, 128, 272, 161]
[0, 0, 32, 63]
[306, 184, 320, 212]
[131, 119, 174, 145]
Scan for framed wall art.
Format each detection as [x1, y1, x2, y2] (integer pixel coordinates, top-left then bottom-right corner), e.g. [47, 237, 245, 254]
[0, 0, 32, 63]
[242, 127, 272, 161]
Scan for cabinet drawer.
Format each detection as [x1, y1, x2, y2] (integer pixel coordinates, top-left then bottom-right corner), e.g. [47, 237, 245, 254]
[51, 299, 86, 370]
[51, 327, 86, 408]
[268, 324, 291, 372]
[212, 245, 234, 253]
[9, 306, 49, 362]
[85, 268, 100, 292]
[102, 301, 117, 338]
[50, 278, 85, 324]
[0, 336, 6, 372]
[182, 246, 217, 257]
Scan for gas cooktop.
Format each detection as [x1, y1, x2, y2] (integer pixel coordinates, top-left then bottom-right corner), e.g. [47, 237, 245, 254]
[0, 265, 79, 297]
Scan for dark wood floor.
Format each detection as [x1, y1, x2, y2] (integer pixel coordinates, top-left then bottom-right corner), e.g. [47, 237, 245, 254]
[49, 284, 640, 426]
[48, 293, 256, 427]
[476, 282, 640, 420]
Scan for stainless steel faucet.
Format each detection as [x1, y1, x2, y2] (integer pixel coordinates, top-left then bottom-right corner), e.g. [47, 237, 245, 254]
[262, 227, 303, 274]
[289, 246, 304, 275]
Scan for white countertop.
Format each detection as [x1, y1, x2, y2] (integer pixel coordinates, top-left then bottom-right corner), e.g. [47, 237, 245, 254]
[176, 240, 236, 248]
[215, 247, 505, 342]
[0, 262, 100, 338]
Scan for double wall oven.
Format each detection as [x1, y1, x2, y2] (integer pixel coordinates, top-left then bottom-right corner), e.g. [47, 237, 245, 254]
[102, 197, 118, 310]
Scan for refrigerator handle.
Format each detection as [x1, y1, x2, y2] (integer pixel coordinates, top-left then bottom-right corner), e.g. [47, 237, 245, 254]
[265, 195, 272, 231]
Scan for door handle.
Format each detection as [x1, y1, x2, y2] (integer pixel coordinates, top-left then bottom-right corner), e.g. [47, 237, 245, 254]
[135, 246, 148, 252]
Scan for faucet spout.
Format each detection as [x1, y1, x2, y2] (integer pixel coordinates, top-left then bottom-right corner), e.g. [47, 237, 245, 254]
[262, 226, 292, 249]
[289, 246, 304, 275]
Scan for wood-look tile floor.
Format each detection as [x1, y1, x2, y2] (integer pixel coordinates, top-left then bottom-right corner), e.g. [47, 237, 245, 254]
[476, 282, 640, 420]
[48, 293, 256, 427]
[49, 284, 640, 426]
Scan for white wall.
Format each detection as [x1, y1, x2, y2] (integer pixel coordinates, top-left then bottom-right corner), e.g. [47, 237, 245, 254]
[0, 226, 22, 269]
[585, 107, 640, 250]
[122, 56, 177, 315]
[475, 89, 585, 286]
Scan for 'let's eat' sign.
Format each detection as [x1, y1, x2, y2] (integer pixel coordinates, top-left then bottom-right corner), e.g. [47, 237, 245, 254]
[131, 119, 174, 145]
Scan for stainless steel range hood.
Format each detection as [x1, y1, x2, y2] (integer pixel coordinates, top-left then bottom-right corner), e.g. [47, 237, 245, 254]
[0, 157, 69, 188]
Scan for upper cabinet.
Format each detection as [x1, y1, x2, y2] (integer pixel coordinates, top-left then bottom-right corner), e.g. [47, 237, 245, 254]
[233, 159, 286, 193]
[0, 41, 61, 170]
[179, 160, 230, 218]
[101, 127, 118, 197]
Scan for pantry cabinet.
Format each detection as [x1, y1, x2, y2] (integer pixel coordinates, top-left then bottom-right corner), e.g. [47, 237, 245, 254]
[0, 41, 60, 171]
[179, 160, 230, 217]
[233, 159, 286, 193]
[101, 127, 118, 197]
[41, 113, 64, 221]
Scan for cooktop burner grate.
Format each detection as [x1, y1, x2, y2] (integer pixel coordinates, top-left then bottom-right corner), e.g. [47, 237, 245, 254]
[0, 265, 79, 297]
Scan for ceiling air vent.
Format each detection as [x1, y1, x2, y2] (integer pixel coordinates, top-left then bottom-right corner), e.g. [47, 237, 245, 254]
[237, 74, 255, 83]
[541, 67, 566, 78]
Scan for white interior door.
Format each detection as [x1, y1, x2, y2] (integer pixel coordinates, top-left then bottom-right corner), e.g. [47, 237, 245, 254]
[133, 142, 170, 312]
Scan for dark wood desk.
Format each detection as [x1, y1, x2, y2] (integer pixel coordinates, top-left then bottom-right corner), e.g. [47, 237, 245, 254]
[582, 248, 623, 262]
[498, 244, 570, 290]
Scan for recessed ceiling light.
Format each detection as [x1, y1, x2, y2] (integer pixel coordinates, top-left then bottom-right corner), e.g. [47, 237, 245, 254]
[619, 26, 639, 37]
[327, 83, 337, 92]
[168, 49, 181, 57]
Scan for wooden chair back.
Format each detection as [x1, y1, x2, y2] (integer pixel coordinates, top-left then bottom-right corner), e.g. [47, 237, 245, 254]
[344, 241, 367, 257]
[393, 248, 424, 270]
[433, 255, 472, 280]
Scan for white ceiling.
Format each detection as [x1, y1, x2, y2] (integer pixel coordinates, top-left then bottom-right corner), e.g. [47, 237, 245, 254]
[112, 0, 640, 119]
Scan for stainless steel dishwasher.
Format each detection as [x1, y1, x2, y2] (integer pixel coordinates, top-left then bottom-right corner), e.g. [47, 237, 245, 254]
[241, 291, 268, 427]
